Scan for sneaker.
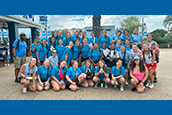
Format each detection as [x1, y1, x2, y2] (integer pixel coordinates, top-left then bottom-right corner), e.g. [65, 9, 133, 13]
[78, 77, 81, 82]
[77, 86, 79, 90]
[154, 78, 157, 83]
[5, 64, 7, 66]
[148, 83, 154, 89]
[131, 87, 136, 92]
[145, 82, 149, 87]
[101, 83, 103, 88]
[105, 83, 108, 88]
[15, 78, 18, 83]
[7, 64, 10, 66]
[125, 81, 129, 86]
[120, 86, 124, 92]
[94, 83, 99, 88]
[23, 88, 27, 93]
[114, 85, 117, 89]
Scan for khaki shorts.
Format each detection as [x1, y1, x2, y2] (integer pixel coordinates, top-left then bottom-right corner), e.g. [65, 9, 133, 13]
[13, 57, 24, 69]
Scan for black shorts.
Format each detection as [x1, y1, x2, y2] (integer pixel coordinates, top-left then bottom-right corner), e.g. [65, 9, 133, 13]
[81, 57, 89, 63]
[93, 60, 99, 64]
[106, 59, 116, 67]
[137, 80, 147, 86]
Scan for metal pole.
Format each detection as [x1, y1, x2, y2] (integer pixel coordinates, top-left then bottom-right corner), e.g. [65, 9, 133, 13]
[142, 18, 144, 36]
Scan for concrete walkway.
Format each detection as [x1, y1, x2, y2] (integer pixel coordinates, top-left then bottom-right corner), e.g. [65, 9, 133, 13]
[0, 49, 171, 100]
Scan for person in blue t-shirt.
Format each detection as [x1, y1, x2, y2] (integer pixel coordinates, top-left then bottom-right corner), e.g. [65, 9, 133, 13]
[36, 38, 48, 67]
[88, 32, 99, 44]
[132, 28, 144, 49]
[65, 61, 87, 91]
[36, 59, 51, 91]
[80, 60, 95, 87]
[63, 32, 71, 47]
[112, 30, 123, 44]
[47, 37, 56, 58]
[61, 28, 68, 39]
[123, 29, 133, 44]
[71, 39, 80, 61]
[18, 58, 37, 93]
[61, 41, 73, 67]
[93, 60, 110, 88]
[124, 39, 132, 51]
[111, 59, 126, 92]
[55, 39, 65, 62]
[51, 60, 68, 91]
[31, 36, 40, 59]
[115, 39, 121, 52]
[71, 30, 82, 43]
[99, 30, 111, 48]
[119, 45, 132, 86]
[13, 32, 28, 82]
[88, 42, 102, 67]
[81, 38, 91, 66]
[48, 31, 58, 45]
[48, 49, 59, 68]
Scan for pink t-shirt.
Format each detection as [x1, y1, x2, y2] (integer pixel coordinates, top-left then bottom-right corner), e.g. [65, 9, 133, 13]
[133, 68, 145, 81]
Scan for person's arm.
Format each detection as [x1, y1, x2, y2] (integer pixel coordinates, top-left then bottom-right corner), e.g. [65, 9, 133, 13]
[56, 59, 59, 66]
[127, 59, 132, 68]
[65, 54, 68, 62]
[141, 40, 144, 46]
[156, 48, 160, 57]
[36, 51, 40, 63]
[130, 68, 136, 79]
[116, 75, 124, 79]
[47, 77, 51, 83]
[99, 52, 102, 61]
[52, 76, 61, 84]
[31, 44, 36, 53]
[49, 59, 54, 68]
[32, 71, 36, 85]
[12, 47, 17, 59]
[19, 64, 26, 78]
[66, 75, 75, 84]
[103, 71, 109, 78]
[89, 56, 95, 65]
[150, 51, 155, 67]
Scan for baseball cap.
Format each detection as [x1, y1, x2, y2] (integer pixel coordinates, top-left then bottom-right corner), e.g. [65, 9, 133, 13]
[151, 41, 156, 45]
[133, 56, 140, 60]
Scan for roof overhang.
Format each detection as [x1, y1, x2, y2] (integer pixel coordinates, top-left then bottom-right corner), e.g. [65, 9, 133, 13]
[0, 15, 43, 29]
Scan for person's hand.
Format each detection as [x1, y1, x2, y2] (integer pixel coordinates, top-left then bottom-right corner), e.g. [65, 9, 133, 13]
[40, 82, 44, 87]
[127, 65, 130, 69]
[140, 82, 143, 87]
[134, 78, 139, 83]
[38, 60, 40, 64]
[45, 81, 49, 86]
[95, 63, 98, 66]
[25, 77, 29, 80]
[14, 55, 17, 59]
[111, 40, 115, 43]
[72, 82, 76, 85]
[112, 77, 116, 81]
[109, 59, 113, 62]
[80, 43, 82, 46]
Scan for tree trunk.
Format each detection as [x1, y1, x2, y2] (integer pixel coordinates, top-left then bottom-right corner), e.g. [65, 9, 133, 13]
[92, 15, 101, 38]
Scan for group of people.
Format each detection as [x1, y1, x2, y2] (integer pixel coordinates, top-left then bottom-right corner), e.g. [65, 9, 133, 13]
[12, 28, 160, 93]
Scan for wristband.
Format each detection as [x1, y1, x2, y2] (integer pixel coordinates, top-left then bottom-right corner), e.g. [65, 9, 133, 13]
[46, 81, 49, 83]
[150, 65, 153, 67]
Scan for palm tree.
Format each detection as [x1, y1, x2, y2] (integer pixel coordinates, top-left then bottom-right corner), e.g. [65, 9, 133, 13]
[92, 15, 101, 38]
[164, 15, 172, 28]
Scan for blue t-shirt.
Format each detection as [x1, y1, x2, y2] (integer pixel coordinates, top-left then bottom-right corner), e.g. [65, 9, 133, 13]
[125, 45, 131, 51]
[63, 37, 71, 46]
[112, 35, 123, 42]
[115, 45, 121, 52]
[71, 44, 79, 60]
[18, 63, 37, 78]
[111, 66, 126, 77]
[51, 65, 67, 82]
[132, 34, 143, 45]
[118, 51, 132, 65]
[30, 43, 40, 58]
[95, 66, 109, 79]
[88, 49, 101, 62]
[88, 37, 99, 44]
[61, 47, 73, 64]
[12, 39, 28, 58]
[81, 44, 90, 58]
[55, 36, 64, 45]
[36, 65, 51, 80]
[99, 35, 111, 48]
[122, 35, 133, 43]
[65, 67, 82, 84]
[37, 44, 48, 61]
[55, 45, 65, 62]
[80, 65, 94, 74]
[71, 35, 82, 43]
[48, 56, 58, 67]
[47, 43, 56, 58]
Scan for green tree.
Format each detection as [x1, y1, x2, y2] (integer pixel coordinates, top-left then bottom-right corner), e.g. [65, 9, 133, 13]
[148, 29, 168, 38]
[119, 16, 142, 35]
[163, 15, 172, 29]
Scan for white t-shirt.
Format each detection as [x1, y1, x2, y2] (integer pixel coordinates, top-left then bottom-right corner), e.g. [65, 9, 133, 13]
[109, 50, 119, 58]
[101, 48, 110, 58]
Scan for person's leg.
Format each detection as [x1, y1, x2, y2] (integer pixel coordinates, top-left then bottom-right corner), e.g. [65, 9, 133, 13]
[80, 79, 89, 87]
[88, 79, 94, 87]
[125, 69, 129, 85]
[137, 84, 145, 93]
[60, 83, 66, 90]
[103, 78, 110, 84]
[78, 73, 86, 84]
[36, 82, 43, 91]
[93, 76, 100, 83]
[20, 78, 30, 93]
[130, 78, 137, 91]
[153, 70, 157, 83]
[108, 67, 111, 74]
[119, 77, 125, 86]
[51, 80, 60, 91]
[29, 84, 36, 92]
[4, 60, 6, 65]
[148, 70, 155, 89]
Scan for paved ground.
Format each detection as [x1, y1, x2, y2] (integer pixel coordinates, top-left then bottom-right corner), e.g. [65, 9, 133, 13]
[0, 48, 172, 100]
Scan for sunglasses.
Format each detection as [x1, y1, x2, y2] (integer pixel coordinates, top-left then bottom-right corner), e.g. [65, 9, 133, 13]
[20, 34, 26, 36]
[52, 52, 57, 53]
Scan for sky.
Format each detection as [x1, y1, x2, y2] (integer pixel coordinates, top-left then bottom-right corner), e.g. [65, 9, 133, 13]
[19, 15, 168, 36]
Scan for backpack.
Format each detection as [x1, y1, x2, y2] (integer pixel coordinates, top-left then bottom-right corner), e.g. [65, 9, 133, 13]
[16, 39, 20, 51]
[142, 50, 159, 63]
[120, 51, 126, 67]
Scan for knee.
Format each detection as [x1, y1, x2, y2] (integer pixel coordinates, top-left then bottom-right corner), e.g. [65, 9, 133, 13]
[37, 87, 43, 91]
[53, 87, 60, 92]
[93, 77, 97, 82]
[137, 88, 144, 93]
[105, 78, 110, 83]
[89, 83, 94, 87]
[121, 77, 125, 82]
[61, 85, 66, 90]
[70, 85, 77, 91]
[130, 79, 135, 84]
[111, 80, 115, 85]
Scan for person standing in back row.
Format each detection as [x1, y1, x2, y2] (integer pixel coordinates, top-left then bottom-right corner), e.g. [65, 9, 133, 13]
[13, 32, 28, 82]
[132, 28, 144, 50]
